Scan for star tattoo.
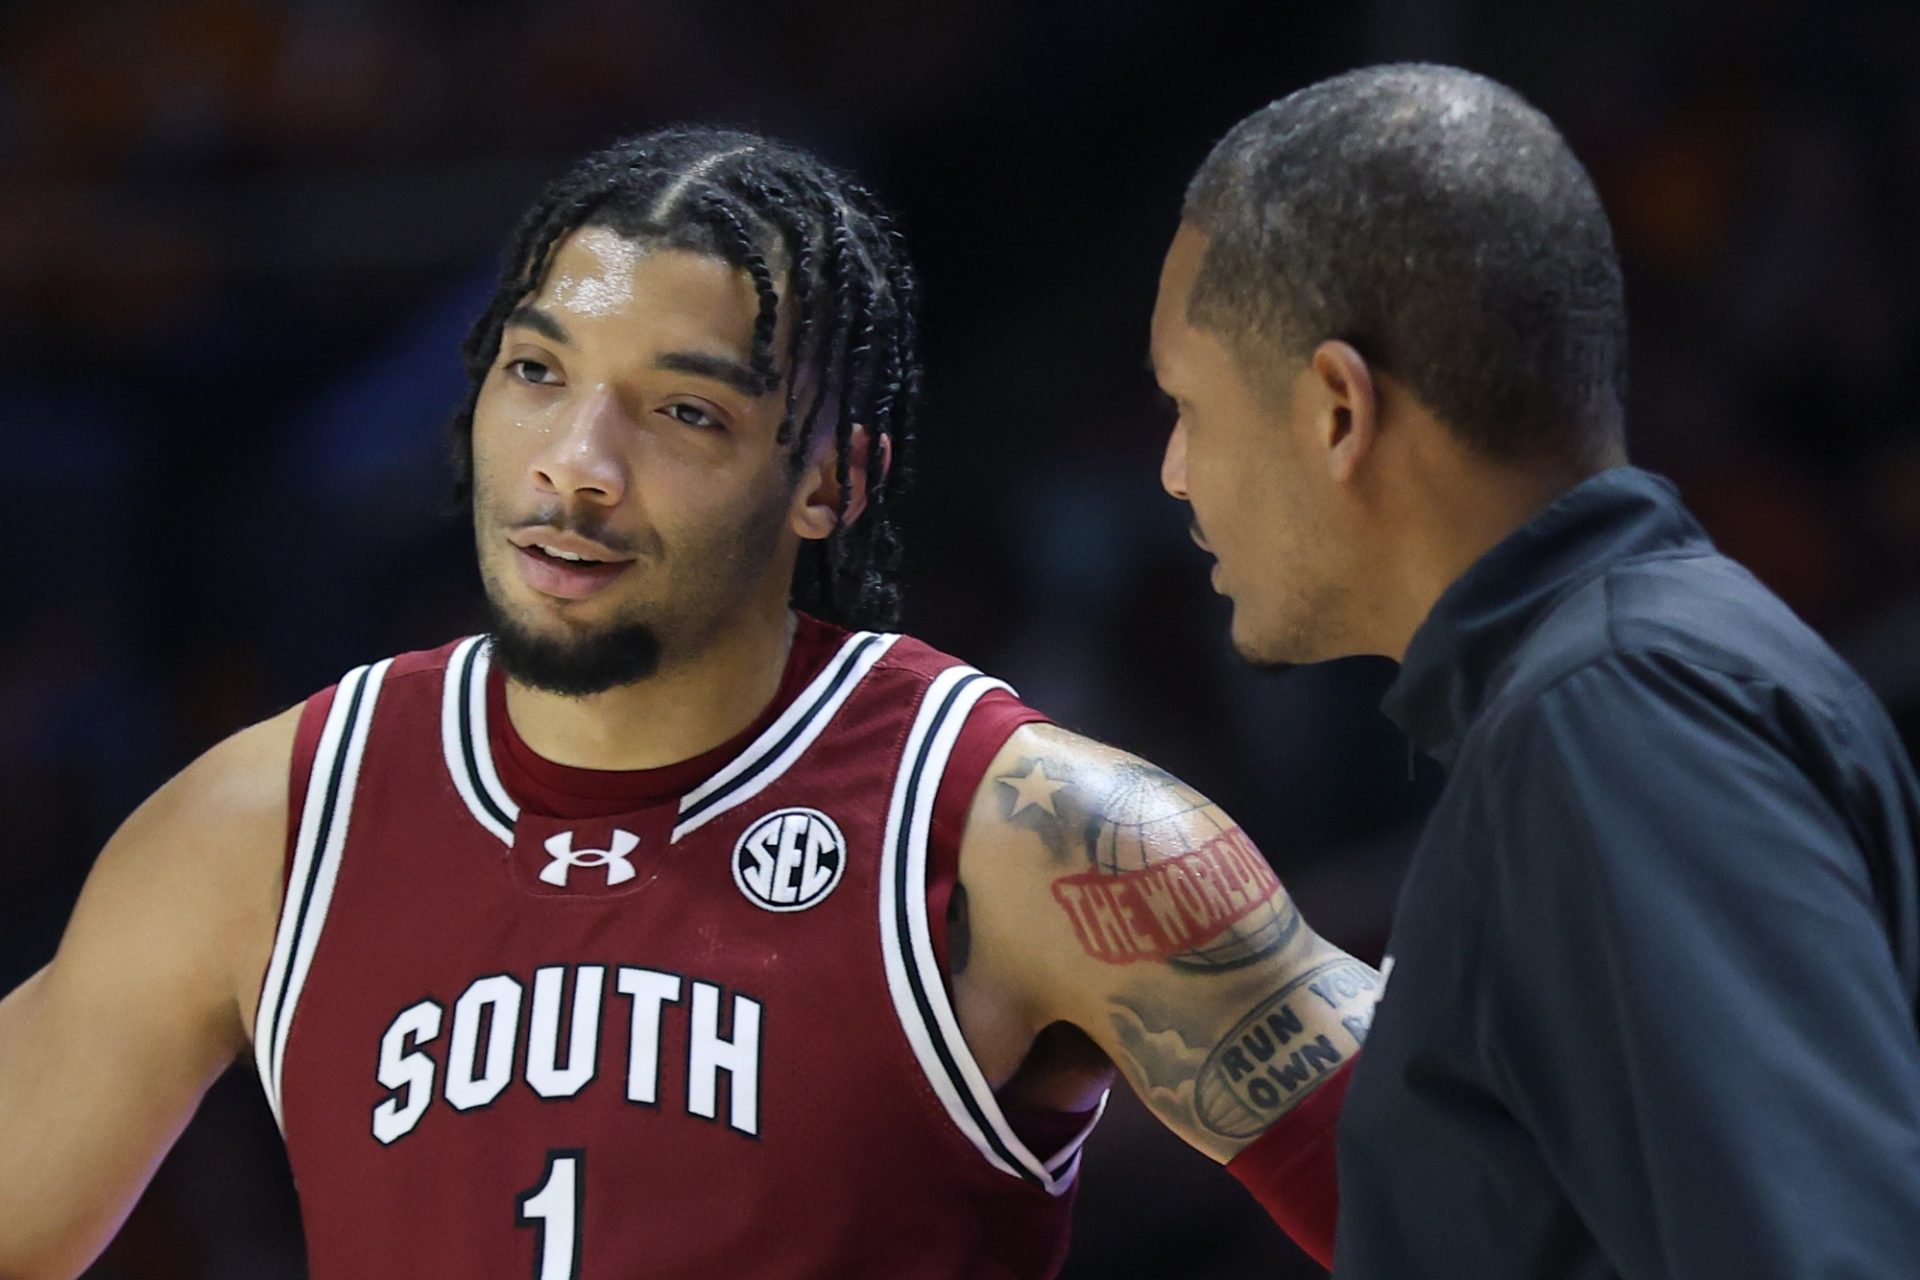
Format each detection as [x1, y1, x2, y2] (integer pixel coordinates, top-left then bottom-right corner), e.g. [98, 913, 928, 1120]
[999, 761, 1071, 817]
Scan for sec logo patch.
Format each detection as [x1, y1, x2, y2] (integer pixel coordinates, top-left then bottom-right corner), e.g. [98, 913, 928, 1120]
[732, 808, 847, 912]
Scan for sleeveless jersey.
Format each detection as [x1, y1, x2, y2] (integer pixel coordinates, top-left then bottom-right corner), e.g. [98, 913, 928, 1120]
[250, 617, 1104, 1279]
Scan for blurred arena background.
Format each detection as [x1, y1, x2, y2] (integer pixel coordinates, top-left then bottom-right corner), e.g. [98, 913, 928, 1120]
[2, 0, 1917, 1276]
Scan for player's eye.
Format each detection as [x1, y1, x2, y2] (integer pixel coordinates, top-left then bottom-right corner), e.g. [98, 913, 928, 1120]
[506, 358, 560, 386]
[664, 402, 722, 430]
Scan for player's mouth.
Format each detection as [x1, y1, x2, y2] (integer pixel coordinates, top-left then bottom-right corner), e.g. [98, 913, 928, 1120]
[508, 531, 636, 600]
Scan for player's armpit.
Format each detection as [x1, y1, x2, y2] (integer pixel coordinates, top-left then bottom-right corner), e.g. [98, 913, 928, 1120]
[0, 707, 295, 1280]
[957, 723, 1380, 1163]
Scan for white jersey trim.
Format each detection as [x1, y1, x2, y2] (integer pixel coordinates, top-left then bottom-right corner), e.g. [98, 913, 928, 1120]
[440, 636, 518, 845]
[671, 630, 898, 842]
[438, 631, 895, 847]
[254, 657, 393, 1132]
[878, 664, 1099, 1197]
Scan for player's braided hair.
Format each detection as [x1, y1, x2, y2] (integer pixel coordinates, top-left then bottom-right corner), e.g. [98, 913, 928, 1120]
[450, 126, 920, 630]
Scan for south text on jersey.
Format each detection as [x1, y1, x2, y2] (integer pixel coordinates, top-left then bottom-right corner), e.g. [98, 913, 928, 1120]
[369, 964, 762, 1144]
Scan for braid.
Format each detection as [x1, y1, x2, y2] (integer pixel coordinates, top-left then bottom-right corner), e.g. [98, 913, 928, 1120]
[448, 127, 923, 629]
[865, 244, 917, 611]
[689, 191, 781, 395]
[744, 179, 816, 448]
[821, 209, 865, 617]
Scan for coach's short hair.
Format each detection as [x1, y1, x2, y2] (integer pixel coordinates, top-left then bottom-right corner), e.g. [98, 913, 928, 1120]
[1183, 64, 1627, 462]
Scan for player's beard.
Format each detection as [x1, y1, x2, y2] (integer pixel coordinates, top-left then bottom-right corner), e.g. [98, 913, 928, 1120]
[486, 597, 664, 697]
[479, 483, 796, 700]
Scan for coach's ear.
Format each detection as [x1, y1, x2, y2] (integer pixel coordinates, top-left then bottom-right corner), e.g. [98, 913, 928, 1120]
[1309, 339, 1379, 485]
[791, 424, 891, 540]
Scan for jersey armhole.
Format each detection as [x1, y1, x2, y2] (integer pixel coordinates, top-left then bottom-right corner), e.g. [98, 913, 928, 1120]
[925, 689, 1048, 991]
[281, 685, 339, 889]
[924, 693, 1105, 1171]
[252, 685, 339, 1038]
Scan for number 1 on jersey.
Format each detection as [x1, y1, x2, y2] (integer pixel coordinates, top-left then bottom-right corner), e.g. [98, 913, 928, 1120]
[516, 1148, 586, 1280]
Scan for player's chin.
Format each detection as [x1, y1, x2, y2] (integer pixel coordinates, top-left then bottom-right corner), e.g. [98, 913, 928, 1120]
[507, 591, 634, 640]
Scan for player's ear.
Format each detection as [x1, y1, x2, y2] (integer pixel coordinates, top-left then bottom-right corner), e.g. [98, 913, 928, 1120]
[1308, 339, 1379, 485]
[790, 424, 891, 541]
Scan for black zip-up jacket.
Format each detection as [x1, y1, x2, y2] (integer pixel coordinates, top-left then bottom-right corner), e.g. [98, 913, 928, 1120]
[1336, 466, 1920, 1279]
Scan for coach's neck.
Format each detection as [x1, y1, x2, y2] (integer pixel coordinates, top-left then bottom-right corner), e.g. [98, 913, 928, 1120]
[1358, 412, 1623, 663]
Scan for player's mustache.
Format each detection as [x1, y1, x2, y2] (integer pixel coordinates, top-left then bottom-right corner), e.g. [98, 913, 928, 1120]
[508, 506, 643, 556]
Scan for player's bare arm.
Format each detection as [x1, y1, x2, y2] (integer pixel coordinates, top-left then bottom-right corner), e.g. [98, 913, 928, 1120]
[0, 708, 294, 1280]
[952, 722, 1379, 1164]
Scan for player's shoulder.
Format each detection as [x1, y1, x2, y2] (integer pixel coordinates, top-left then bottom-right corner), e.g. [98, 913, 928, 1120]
[160, 637, 468, 840]
[318, 634, 473, 699]
[965, 720, 1231, 865]
[137, 704, 302, 852]
[865, 627, 979, 682]
[986, 721, 1154, 785]
[83, 705, 303, 995]
[863, 626, 1050, 717]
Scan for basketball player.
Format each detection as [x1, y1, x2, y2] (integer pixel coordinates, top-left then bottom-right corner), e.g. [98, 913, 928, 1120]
[0, 128, 1372, 1279]
[1153, 66, 1920, 1277]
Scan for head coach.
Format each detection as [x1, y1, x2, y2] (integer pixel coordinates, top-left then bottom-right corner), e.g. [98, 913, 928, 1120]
[1149, 62, 1920, 1278]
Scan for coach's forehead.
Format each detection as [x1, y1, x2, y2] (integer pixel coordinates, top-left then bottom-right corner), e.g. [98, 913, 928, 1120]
[1149, 226, 1214, 378]
[1153, 227, 1204, 331]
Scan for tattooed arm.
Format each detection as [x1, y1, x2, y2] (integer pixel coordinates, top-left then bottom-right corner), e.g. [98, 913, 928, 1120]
[952, 722, 1379, 1163]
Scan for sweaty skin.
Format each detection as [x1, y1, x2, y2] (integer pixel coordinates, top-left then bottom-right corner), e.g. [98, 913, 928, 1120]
[0, 226, 1377, 1277]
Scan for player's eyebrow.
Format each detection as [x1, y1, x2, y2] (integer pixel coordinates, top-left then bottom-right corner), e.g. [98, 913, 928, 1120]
[657, 350, 770, 399]
[505, 305, 572, 346]
[504, 307, 766, 399]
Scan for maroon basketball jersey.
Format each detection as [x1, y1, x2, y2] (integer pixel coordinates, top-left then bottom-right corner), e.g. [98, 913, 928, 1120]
[250, 617, 1102, 1279]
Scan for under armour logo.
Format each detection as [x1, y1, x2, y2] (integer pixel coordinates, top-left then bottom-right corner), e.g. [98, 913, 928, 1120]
[541, 829, 640, 888]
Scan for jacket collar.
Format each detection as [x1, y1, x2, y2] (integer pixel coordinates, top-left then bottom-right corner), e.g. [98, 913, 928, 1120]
[1381, 466, 1708, 765]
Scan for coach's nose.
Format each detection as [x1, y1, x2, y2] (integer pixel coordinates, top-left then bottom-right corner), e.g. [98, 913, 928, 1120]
[532, 384, 630, 506]
[1160, 417, 1190, 501]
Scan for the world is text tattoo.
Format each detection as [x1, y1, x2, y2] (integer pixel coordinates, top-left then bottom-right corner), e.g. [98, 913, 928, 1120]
[1052, 825, 1284, 966]
[995, 753, 1298, 972]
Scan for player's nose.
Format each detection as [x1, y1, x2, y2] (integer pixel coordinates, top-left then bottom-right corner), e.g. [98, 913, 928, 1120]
[532, 384, 630, 505]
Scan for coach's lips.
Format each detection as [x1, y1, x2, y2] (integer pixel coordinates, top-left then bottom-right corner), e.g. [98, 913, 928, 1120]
[508, 530, 635, 600]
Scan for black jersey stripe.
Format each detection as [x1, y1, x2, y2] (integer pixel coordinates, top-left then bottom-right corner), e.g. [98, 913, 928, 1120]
[891, 671, 1046, 1189]
[265, 662, 372, 1092]
[457, 639, 513, 833]
[678, 632, 885, 825]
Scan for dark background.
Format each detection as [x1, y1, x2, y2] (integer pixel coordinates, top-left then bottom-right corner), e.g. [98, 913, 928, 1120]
[2, 0, 1917, 1276]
